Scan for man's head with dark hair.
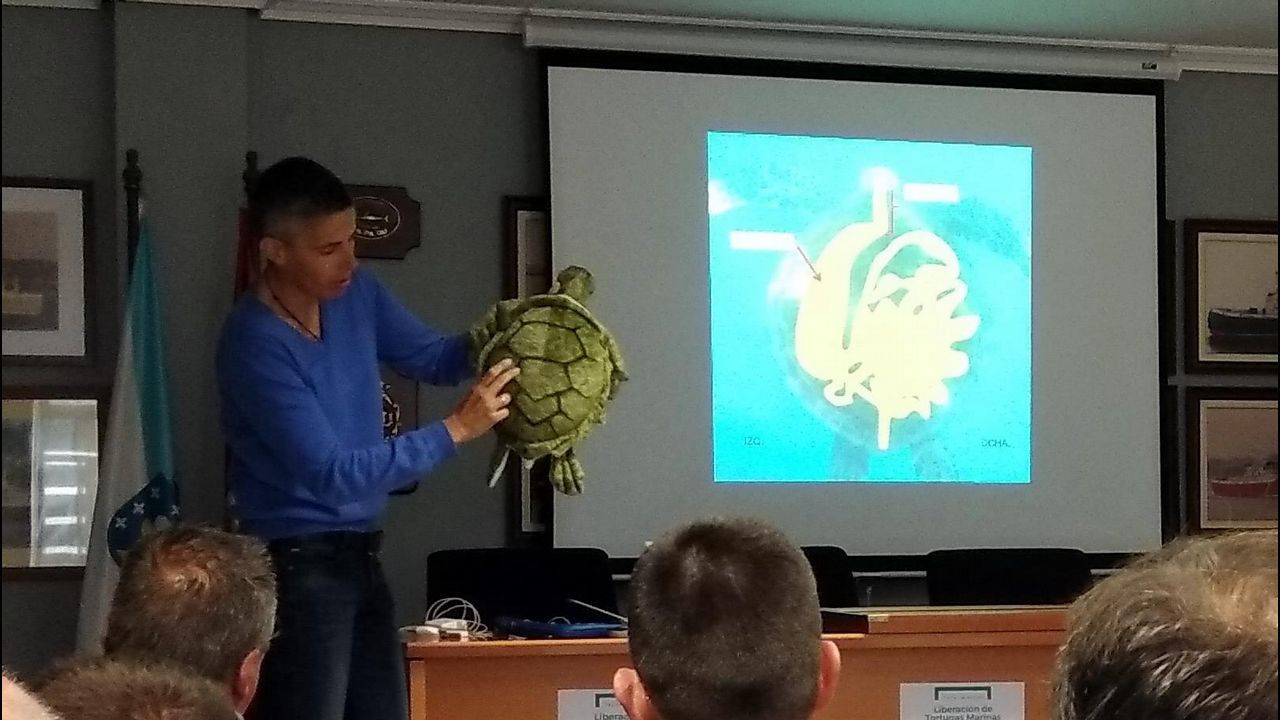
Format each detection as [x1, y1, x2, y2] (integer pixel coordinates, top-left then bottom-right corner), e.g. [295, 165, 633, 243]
[38, 659, 238, 720]
[1054, 530, 1278, 720]
[246, 156, 351, 241]
[248, 156, 358, 301]
[103, 526, 276, 713]
[614, 517, 841, 720]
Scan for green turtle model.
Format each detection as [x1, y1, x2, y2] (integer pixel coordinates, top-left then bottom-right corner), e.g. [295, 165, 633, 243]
[470, 266, 626, 495]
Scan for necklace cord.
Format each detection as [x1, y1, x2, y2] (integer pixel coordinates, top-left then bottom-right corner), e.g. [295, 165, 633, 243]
[267, 281, 321, 341]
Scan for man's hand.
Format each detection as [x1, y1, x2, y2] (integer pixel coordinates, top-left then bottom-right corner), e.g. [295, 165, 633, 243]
[443, 359, 520, 445]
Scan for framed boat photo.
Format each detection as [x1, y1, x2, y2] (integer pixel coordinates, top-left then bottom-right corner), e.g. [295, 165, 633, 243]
[382, 368, 421, 496]
[2, 178, 95, 366]
[1183, 219, 1278, 374]
[502, 195, 551, 539]
[1186, 388, 1278, 533]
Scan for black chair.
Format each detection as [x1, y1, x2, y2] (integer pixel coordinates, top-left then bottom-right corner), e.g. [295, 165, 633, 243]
[425, 547, 618, 626]
[802, 545, 861, 608]
[925, 547, 1092, 606]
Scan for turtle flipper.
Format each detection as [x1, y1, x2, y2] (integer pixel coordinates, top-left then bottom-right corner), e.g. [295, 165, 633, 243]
[469, 307, 499, 369]
[549, 449, 585, 496]
[470, 299, 522, 371]
[487, 444, 512, 488]
[605, 332, 628, 397]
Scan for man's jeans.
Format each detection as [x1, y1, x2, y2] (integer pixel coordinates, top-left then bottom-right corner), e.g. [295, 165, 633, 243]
[247, 531, 406, 720]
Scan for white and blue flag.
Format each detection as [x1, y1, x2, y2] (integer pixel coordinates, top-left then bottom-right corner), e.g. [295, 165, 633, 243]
[77, 220, 180, 651]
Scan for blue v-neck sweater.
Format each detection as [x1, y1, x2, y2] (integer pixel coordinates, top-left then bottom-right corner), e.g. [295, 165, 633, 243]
[217, 269, 471, 540]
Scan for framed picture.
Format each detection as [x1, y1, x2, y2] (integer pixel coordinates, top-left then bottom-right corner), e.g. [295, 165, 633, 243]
[381, 368, 421, 496]
[503, 195, 551, 299]
[1186, 387, 1278, 533]
[380, 368, 420, 439]
[502, 196, 551, 538]
[2, 386, 107, 579]
[1158, 218, 1176, 378]
[1183, 219, 1278, 373]
[346, 185, 421, 260]
[2, 178, 95, 365]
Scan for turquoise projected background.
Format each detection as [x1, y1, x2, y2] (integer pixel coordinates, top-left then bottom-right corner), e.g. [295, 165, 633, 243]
[708, 131, 1033, 484]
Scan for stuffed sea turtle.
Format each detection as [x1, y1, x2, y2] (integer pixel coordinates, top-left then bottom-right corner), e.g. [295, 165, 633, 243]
[470, 266, 626, 495]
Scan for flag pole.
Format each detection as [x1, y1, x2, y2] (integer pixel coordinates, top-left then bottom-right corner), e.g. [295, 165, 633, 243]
[224, 150, 260, 530]
[243, 150, 259, 196]
[77, 148, 161, 652]
[123, 149, 142, 275]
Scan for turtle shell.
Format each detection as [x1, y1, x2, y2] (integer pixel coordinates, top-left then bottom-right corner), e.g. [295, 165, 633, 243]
[477, 299, 618, 449]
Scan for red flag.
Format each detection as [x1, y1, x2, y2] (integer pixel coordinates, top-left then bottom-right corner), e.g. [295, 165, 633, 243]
[225, 207, 260, 529]
[234, 208, 259, 298]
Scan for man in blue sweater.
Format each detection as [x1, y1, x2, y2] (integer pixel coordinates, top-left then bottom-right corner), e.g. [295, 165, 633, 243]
[217, 157, 517, 720]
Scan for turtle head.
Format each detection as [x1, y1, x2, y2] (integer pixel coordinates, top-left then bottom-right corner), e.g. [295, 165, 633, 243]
[553, 266, 595, 303]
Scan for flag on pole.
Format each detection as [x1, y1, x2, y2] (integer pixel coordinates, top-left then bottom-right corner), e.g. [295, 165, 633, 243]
[236, 152, 260, 299]
[224, 201, 262, 527]
[77, 220, 179, 652]
[234, 207, 258, 298]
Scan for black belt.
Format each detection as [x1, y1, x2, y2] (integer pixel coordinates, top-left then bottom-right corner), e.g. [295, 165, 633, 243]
[267, 530, 383, 554]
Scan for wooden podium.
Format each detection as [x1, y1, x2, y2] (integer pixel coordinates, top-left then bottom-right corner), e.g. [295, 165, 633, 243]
[403, 607, 1067, 719]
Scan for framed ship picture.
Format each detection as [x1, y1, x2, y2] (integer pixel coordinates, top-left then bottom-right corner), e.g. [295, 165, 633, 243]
[1186, 388, 1278, 533]
[2, 178, 95, 365]
[1183, 219, 1278, 374]
[502, 196, 551, 539]
[382, 368, 421, 496]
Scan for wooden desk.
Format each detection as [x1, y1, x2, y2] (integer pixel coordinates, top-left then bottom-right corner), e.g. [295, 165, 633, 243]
[404, 607, 1067, 719]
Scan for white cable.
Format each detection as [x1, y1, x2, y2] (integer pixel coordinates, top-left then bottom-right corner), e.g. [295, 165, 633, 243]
[424, 597, 490, 637]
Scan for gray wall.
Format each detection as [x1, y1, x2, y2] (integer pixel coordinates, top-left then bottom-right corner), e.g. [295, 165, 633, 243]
[2, 1, 1276, 675]
[3, 4, 544, 677]
[2, 5, 119, 388]
[1, 4, 116, 679]
[248, 18, 545, 624]
[1163, 72, 1279, 534]
[113, 1, 252, 529]
[1165, 72, 1278, 221]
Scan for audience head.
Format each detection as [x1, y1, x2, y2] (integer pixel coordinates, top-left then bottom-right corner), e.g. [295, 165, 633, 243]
[39, 659, 238, 720]
[103, 525, 276, 713]
[2, 672, 57, 720]
[614, 516, 840, 720]
[1054, 530, 1278, 720]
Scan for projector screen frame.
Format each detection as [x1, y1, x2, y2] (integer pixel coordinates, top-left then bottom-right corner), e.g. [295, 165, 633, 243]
[534, 48, 1174, 570]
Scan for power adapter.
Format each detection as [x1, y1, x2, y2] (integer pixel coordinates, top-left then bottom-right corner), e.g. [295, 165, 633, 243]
[423, 618, 469, 632]
[404, 624, 472, 641]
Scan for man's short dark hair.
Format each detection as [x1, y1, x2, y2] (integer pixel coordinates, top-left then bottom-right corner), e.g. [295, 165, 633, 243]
[1054, 530, 1278, 720]
[38, 658, 238, 720]
[103, 525, 277, 683]
[246, 156, 351, 240]
[627, 517, 823, 720]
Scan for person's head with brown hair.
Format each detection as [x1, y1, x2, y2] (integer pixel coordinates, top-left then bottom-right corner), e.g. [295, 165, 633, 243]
[38, 658, 237, 720]
[614, 516, 841, 720]
[1054, 530, 1278, 720]
[102, 525, 276, 713]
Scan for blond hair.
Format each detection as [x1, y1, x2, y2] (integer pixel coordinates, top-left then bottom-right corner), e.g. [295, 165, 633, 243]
[1054, 530, 1278, 720]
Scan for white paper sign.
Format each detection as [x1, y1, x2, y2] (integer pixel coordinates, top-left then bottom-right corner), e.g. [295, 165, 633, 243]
[558, 689, 628, 720]
[900, 682, 1025, 720]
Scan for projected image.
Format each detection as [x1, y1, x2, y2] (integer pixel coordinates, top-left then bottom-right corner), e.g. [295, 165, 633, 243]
[708, 131, 1032, 483]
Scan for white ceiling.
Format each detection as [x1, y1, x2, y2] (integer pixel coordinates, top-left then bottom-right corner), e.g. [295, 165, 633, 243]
[436, 0, 1278, 48]
[11, 0, 1276, 49]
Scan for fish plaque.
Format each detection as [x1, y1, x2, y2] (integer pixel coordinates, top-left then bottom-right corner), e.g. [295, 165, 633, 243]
[346, 184, 421, 260]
